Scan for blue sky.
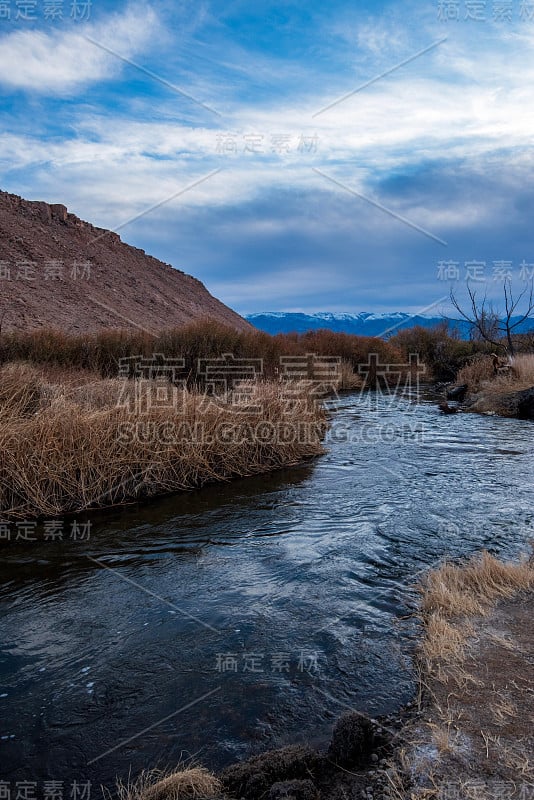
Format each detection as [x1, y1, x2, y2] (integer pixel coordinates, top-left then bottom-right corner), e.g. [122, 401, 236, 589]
[1, 0, 534, 315]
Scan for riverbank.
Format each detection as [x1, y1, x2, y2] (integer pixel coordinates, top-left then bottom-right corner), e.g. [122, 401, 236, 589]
[123, 551, 533, 800]
[393, 549, 534, 800]
[0, 362, 327, 520]
[448, 354, 534, 418]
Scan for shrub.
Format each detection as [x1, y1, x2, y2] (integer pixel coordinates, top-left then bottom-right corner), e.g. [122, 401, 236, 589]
[0, 321, 410, 387]
[455, 354, 495, 391]
[390, 323, 485, 381]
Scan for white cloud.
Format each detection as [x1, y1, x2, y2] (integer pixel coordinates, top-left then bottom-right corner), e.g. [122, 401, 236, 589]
[0, 4, 158, 92]
[3, 15, 534, 234]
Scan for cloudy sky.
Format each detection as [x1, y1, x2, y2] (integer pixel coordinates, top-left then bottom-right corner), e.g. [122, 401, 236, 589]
[1, 0, 534, 315]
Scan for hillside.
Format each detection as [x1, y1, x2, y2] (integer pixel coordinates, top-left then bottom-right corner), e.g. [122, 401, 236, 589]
[0, 191, 251, 334]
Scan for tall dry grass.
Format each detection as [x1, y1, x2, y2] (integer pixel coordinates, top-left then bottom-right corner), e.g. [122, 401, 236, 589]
[0, 363, 327, 520]
[510, 352, 534, 386]
[455, 354, 496, 391]
[384, 551, 534, 800]
[456, 352, 534, 395]
[418, 550, 534, 679]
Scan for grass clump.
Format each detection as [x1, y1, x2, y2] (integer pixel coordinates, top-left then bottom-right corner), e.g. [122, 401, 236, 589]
[455, 354, 496, 392]
[456, 352, 534, 394]
[416, 550, 533, 687]
[420, 549, 534, 621]
[454, 352, 534, 415]
[116, 768, 221, 800]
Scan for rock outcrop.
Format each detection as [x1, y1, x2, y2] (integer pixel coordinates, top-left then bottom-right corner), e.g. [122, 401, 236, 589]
[0, 190, 252, 334]
[460, 385, 534, 419]
[515, 387, 534, 418]
[219, 712, 392, 800]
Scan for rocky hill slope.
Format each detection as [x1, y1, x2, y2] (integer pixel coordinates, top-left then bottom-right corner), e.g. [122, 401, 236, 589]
[0, 190, 251, 334]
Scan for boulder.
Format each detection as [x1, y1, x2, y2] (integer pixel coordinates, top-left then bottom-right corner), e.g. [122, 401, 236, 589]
[50, 203, 68, 222]
[446, 384, 467, 401]
[486, 387, 534, 418]
[327, 713, 375, 768]
[516, 387, 534, 419]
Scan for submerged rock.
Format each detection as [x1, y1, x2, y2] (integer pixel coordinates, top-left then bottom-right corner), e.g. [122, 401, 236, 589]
[438, 402, 458, 414]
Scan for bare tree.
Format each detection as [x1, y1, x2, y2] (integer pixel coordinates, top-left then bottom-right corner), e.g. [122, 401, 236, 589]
[450, 280, 534, 357]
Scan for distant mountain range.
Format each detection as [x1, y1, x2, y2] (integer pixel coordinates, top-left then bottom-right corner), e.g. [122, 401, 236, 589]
[246, 312, 534, 339]
[246, 312, 462, 337]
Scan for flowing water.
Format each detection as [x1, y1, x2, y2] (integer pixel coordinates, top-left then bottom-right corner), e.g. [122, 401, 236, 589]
[1, 389, 533, 790]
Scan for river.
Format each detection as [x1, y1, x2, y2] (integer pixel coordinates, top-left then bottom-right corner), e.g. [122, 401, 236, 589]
[1, 388, 533, 791]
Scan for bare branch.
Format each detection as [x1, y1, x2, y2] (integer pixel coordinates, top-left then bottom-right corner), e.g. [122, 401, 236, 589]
[450, 285, 502, 349]
[509, 281, 534, 330]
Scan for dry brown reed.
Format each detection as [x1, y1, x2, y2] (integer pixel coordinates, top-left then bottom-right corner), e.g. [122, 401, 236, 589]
[0, 363, 326, 520]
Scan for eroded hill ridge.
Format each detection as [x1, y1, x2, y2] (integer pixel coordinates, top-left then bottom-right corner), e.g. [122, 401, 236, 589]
[0, 190, 251, 334]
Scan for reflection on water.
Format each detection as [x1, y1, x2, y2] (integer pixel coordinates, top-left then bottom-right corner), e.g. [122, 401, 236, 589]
[1, 390, 533, 788]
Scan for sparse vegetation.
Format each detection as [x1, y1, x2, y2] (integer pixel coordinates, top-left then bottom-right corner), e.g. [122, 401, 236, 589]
[389, 551, 534, 800]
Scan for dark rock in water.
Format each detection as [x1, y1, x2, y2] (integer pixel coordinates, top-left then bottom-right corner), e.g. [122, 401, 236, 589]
[221, 745, 322, 800]
[269, 779, 320, 800]
[438, 402, 458, 415]
[327, 713, 375, 768]
[487, 386, 534, 418]
[447, 384, 467, 401]
[516, 387, 534, 419]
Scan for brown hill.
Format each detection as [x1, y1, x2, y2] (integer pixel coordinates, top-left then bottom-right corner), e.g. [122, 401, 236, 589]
[0, 190, 251, 334]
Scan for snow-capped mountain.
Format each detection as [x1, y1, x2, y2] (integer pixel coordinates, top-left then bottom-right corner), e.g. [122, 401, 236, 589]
[245, 312, 460, 337]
